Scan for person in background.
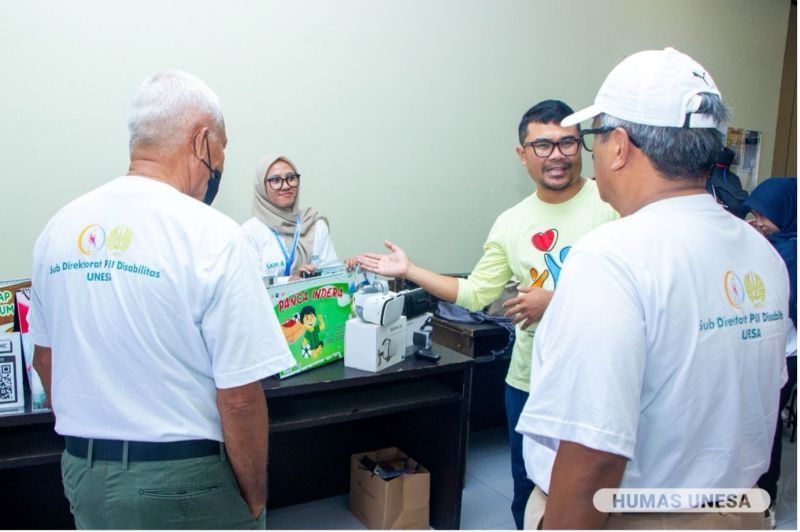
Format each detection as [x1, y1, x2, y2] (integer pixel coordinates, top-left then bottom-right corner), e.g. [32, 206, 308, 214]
[356, 99, 618, 529]
[29, 71, 295, 529]
[745, 177, 797, 327]
[242, 154, 355, 281]
[706, 146, 749, 218]
[517, 48, 790, 529]
[745, 177, 797, 525]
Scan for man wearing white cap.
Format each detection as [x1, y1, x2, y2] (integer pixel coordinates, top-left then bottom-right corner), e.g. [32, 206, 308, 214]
[516, 48, 790, 529]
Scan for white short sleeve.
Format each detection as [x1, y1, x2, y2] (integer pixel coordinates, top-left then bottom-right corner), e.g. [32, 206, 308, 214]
[312, 220, 341, 268]
[517, 244, 646, 460]
[27, 283, 50, 347]
[201, 233, 295, 388]
[785, 325, 796, 359]
[27, 231, 51, 347]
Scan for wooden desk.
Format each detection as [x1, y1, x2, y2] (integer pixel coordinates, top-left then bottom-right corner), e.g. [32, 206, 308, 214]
[0, 406, 71, 529]
[264, 346, 474, 529]
[430, 316, 512, 431]
[0, 345, 473, 529]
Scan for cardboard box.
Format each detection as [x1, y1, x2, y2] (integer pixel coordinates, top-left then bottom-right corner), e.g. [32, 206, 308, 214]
[344, 316, 406, 372]
[349, 447, 430, 530]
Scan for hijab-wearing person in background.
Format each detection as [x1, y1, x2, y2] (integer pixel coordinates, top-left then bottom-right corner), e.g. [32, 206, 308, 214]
[241, 154, 354, 281]
[745, 176, 797, 521]
[745, 177, 796, 327]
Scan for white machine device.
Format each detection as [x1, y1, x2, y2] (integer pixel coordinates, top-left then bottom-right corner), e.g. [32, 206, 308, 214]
[345, 279, 407, 372]
[353, 279, 405, 326]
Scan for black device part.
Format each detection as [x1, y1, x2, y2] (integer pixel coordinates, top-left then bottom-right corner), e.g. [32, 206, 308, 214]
[414, 348, 440, 362]
[359, 455, 377, 472]
[300, 270, 322, 279]
[358, 455, 409, 480]
[401, 287, 434, 318]
[412, 315, 433, 350]
[412, 330, 431, 349]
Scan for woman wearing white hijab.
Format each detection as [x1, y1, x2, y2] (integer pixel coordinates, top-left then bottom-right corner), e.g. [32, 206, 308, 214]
[242, 154, 351, 280]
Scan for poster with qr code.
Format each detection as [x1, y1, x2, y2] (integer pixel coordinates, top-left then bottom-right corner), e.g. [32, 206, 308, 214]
[0, 332, 25, 412]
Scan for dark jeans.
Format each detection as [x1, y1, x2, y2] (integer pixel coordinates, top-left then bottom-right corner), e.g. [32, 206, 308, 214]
[506, 383, 535, 530]
[758, 356, 797, 504]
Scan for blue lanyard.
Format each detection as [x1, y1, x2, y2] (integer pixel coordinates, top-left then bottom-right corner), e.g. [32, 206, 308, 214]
[270, 215, 302, 276]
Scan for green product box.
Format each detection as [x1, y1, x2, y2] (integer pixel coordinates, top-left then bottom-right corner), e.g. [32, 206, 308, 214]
[267, 271, 354, 378]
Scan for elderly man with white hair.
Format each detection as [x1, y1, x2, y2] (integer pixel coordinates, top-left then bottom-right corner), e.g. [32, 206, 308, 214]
[29, 71, 294, 529]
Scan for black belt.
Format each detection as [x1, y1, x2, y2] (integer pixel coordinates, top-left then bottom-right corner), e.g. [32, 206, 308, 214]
[65, 436, 221, 462]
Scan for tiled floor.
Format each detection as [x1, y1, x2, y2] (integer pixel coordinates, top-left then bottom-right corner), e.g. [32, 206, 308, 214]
[265, 426, 797, 530]
[775, 431, 797, 530]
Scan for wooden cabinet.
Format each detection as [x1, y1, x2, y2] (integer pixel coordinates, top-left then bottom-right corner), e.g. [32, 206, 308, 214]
[263, 346, 474, 529]
[0, 345, 474, 529]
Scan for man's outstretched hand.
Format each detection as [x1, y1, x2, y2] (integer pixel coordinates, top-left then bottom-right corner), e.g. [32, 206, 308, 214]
[356, 240, 411, 278]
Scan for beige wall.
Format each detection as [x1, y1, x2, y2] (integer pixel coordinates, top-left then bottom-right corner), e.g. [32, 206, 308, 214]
[0, 0, 791, 279]
[772, 2, 797, 177]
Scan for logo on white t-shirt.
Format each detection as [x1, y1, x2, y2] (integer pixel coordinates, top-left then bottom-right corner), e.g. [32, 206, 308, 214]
[77, 224, 133, 257]
[107, 225, 133, 256]
[699, 270, 782, 340]
[743, 272, 766, 308]
[723, 271, 746, 309]
[77, 224, 106, 256]
[723, 270, 767, 310]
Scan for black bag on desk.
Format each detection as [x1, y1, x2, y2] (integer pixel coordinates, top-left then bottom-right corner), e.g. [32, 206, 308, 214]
[432, 302, 514, 360]
[707, 147, 749, 219]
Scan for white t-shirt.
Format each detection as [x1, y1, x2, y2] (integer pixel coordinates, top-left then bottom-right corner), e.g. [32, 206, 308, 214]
[517, 194, 790, 495]
[786, 324, 797, 358]
[28, 176, 296, 442]
[241, 217, 341, 281]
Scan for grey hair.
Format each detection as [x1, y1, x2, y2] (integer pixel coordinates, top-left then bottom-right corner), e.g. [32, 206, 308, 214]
[597, 93, 730, 180]
[127, 71, 224, 155]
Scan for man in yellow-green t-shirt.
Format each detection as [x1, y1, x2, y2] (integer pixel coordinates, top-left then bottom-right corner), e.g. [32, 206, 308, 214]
[356, 99, 618, 529]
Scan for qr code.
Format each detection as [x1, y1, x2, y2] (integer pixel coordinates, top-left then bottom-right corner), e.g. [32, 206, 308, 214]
[0, 362, 16, 403]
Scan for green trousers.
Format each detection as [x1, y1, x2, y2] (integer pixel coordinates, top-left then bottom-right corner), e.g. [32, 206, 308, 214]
[61, 449, 266, 529]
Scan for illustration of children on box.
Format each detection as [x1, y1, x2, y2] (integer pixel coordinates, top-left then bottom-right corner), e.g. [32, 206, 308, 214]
[299, 305, 325, 359]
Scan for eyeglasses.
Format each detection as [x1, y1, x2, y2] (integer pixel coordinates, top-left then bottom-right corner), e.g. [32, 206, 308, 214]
[523, 136, 581, 158]
[580, 126, 641, 152]
[266, 173, 301, 190]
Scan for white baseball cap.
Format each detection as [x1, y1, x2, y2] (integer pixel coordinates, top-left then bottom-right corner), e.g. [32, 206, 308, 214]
[562, 47, 722, 128]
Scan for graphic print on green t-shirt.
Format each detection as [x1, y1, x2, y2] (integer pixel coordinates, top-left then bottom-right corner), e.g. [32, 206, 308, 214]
[528, 227, 571, 289]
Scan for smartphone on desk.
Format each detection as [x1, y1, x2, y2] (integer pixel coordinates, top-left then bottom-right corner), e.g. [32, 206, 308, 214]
[414, 348, 440, 362]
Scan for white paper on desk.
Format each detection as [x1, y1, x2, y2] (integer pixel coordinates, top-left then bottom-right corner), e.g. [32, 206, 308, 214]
[0, 332, 25, 411]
